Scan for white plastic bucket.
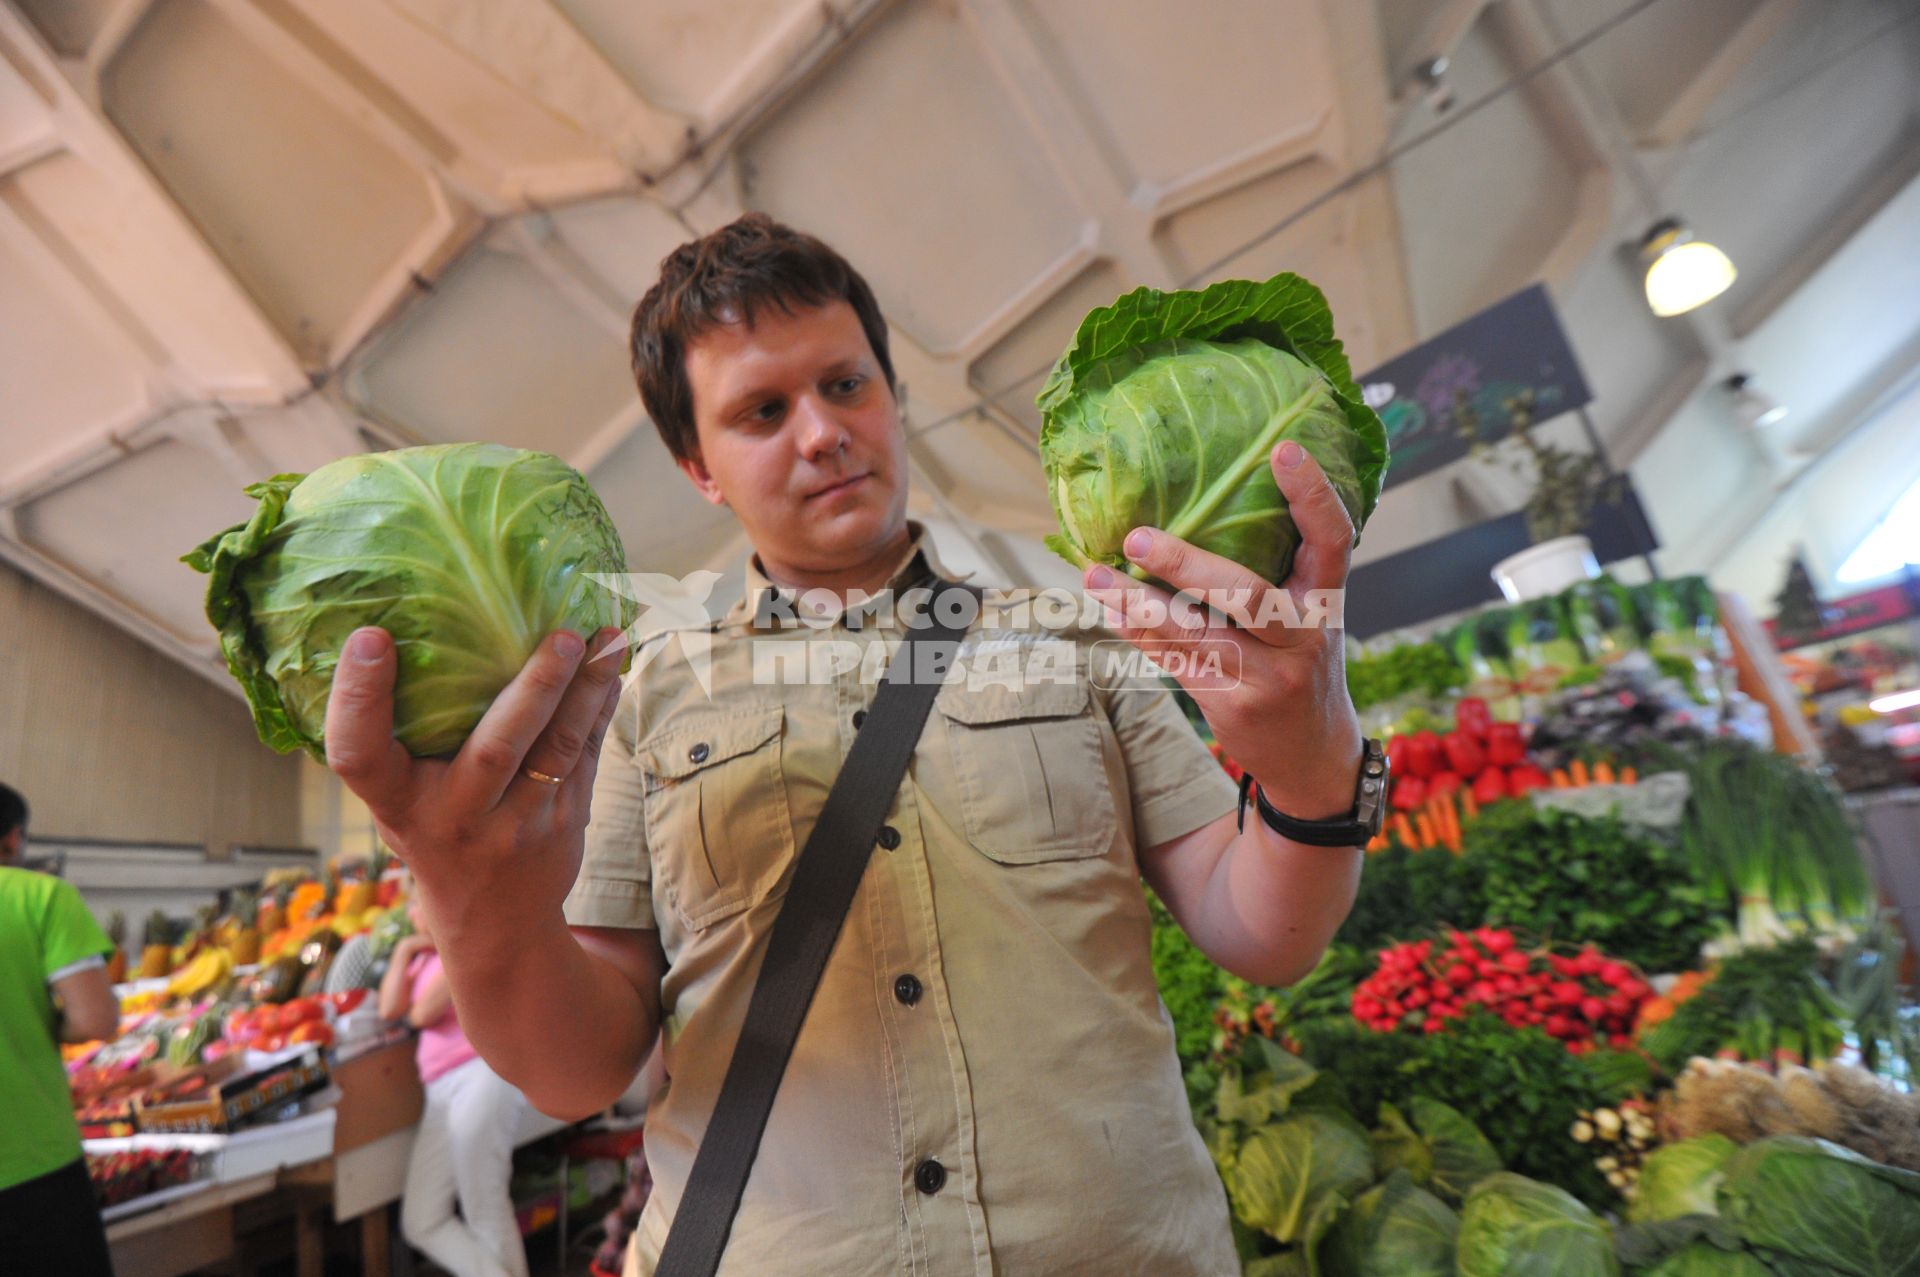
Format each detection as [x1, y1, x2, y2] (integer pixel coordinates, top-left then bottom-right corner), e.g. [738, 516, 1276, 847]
[1490, 535, 1599, 602]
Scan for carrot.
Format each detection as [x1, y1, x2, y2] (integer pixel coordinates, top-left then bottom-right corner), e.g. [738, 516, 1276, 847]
[1415, 813, 1435, 850]
[1550, 768, 1572, 789]
[1393, 813, 1417, 849]
[1620, 766, 1638, 785]
[1593, 761, 1616, 785]
[1445, 793, 1463, 852]
[1570, 759, 1590, 787]
[1460, 789, 1480, 823]
[1366, 830, 1390, 852]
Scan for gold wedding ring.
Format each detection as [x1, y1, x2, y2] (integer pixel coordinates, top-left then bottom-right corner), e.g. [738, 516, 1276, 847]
[523, 767, 565, 786]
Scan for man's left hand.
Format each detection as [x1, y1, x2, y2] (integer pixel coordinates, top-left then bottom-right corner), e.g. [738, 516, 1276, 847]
[1084, 440, 1364, 820]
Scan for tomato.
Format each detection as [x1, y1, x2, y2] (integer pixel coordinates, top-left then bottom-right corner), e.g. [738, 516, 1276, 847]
[280, 998, 324, 1028]
[257, 1032, 287, 1053]
[327, 989, 368, 1015]
[289, 1022, 334, 1049]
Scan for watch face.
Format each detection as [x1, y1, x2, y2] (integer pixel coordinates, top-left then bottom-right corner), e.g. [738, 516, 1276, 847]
[1358, 739, 1389, 837]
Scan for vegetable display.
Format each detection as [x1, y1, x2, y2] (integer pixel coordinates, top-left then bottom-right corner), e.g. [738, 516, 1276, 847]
[185, 443, 636, 760]
[1037, 272, 1388, 586]
[1463, 805, 1719, 974]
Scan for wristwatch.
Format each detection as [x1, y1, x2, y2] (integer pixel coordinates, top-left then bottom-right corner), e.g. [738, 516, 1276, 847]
[1236, 738, 1389, 848]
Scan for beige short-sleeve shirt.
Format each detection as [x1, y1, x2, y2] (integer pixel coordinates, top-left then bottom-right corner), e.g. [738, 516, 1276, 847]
[566, 525, 1240, 1276]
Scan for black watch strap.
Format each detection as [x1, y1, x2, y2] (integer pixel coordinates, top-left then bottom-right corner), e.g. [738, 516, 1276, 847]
[1235, 738, 1389, 848]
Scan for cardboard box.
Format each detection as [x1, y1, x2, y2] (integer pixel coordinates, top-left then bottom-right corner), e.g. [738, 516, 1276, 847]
[137, 1051, 330, 1134]
[330, 1035, 423, 1155]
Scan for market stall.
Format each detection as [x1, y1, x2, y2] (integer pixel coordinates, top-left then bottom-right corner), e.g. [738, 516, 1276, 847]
[1161, 568, 1920, 1275]
[61, 861, 639, 1275]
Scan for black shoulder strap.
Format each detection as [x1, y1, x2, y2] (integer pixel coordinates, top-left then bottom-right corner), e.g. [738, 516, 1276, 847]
[654, 580, 976, 1277]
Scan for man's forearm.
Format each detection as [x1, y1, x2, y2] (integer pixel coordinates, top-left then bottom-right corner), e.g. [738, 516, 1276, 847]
[435, 916, 654, 1120]
[1193, 820, 1363, 988]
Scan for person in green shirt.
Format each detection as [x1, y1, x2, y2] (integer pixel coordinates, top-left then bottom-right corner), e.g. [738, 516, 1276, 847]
[0, 782, 119, 1276]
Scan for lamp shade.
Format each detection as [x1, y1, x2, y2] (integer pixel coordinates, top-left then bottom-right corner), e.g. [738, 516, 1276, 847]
[1642, 220, 1736, 317]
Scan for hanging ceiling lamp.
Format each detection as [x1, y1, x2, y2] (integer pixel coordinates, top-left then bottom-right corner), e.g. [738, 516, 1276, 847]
[1724, 373, 1788, 430]
[1640, 217, 1737, 317]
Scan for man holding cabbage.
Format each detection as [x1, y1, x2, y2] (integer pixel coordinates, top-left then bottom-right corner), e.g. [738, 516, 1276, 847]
[321, 214, 1388, 1275]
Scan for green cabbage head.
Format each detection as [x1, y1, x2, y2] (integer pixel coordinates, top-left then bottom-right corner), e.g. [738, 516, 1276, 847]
[184, 443, 636, 761]
[1037, 273, 1389, 585]
[1457, 1173, 1620, 1277]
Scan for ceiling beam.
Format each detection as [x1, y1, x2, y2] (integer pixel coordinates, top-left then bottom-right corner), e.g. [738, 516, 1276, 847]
[1641, 0, 1803, 150]
[1732, 128, 1920, 341]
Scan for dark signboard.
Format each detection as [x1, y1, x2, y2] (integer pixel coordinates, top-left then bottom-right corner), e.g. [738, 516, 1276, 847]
[1345, 482, 1660, 639]
[1359, 284, 1593, 490]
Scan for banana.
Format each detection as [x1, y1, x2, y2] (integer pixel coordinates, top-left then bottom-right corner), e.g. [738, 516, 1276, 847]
[165, 949, 233, 999]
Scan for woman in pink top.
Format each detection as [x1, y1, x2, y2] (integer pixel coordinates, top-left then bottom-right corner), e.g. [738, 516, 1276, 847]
[380, 897, 530, 1277]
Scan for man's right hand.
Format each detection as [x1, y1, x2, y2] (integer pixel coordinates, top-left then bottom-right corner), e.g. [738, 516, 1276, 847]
[323, 625, 627, 956]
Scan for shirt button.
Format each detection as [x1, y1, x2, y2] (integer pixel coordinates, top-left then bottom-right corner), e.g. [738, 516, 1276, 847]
[688, 742, 710, 765]
[876, 825, 901, 851]
[852, 709, 867, 728]
[894, 974, 922, 1006]
[914, 1158, 946, 1195]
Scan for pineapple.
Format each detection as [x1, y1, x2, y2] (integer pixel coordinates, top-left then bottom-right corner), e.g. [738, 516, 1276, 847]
[105, 911, 128, 985]
[138, 910, 175, 980]
[225, 890, 262, 967]
[257, 882, 289, 938]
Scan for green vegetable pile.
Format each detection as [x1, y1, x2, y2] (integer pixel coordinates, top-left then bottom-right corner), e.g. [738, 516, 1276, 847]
[1616, 1133, 1920, 1277]
[1464, 804, 1720, 974]
[1335, 843, 1484, 954]
[1347, 643, 1467, 714]
[185, 444, 636, 760]
[1037, 273, 1388, 586]
[1665, 742, 1875, 945]
[1639, 939, 1848, 1071]
[1291, 1011, 1618, 1207]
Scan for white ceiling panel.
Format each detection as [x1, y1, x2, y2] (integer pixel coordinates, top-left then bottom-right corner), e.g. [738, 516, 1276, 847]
[1540, 0, 1769, 142]
[553, 0, 821, 123]
[344, 241, 633, 456]
[0, 205, 149, 472]
[2, 150, 302, 399]
[966, 258, 1132, 436]
[1012, 0, 1337, 199]
[736, 0, 1090, 356]
[100, 0, 449, 367]
[13, 430, 259, 646]
[542, 195, 694, 305]
[11, 0, 114, 58]
[1390, 17, 1592, 334]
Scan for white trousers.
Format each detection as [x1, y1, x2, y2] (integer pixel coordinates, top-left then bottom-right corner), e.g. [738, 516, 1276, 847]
[400, 1055, 530, 1277]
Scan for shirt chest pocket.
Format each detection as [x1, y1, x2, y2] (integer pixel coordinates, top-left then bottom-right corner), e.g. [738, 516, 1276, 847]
[934, 679, 1117, 864]
[638, 706, 793, 932]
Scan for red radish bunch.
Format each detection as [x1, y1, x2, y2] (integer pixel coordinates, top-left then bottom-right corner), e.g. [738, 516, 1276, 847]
[1385, 700, 1549, 815]
[1350, 928, 1655, 1054]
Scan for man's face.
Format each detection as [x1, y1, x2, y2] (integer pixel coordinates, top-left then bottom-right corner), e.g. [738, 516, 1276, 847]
[0, 827, 21, 866]
[676, 300, 909, 579]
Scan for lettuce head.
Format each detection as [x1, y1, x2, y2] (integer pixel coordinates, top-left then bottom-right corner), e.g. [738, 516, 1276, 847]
[185, 443, 636, 761]
[1037, 272, 1388, 585]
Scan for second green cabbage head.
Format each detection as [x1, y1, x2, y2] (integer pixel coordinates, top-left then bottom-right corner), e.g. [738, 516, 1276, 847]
[185, 443, 636, 761]
[1037, 272, 1389, 586]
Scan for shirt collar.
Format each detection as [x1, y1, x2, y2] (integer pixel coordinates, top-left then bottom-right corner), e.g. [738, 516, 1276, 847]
[724, 521, 973, 631]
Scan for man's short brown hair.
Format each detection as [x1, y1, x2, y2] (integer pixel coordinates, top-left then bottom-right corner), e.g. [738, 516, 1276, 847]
[629, 213, 896, 463]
